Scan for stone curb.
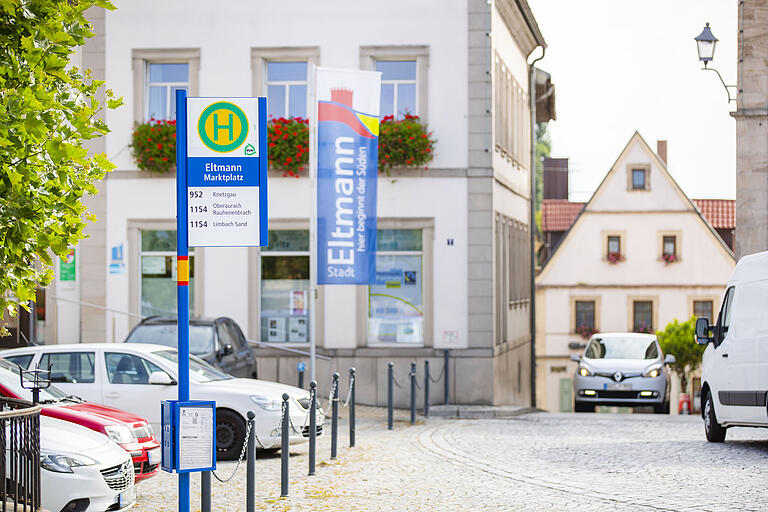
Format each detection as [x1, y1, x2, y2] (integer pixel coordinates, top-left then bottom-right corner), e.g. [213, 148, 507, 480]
[428, 405, 541, 419]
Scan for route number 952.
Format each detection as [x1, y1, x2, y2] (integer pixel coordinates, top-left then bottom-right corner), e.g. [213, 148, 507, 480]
[189, 190, 203, 199]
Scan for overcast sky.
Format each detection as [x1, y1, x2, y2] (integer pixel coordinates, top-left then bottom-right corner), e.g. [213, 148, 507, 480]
[528, 0, 737, 202]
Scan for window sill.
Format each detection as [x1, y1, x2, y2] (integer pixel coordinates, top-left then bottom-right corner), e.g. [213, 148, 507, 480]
[367, 342, 425, 349]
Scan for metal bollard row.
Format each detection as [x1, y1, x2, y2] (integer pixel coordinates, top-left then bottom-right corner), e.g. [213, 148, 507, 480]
[386, 353, 451, 428]
[203, 368, 359, 505]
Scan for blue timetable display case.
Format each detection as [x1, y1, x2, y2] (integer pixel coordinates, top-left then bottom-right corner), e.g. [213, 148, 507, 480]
[161, 400, 217, 473]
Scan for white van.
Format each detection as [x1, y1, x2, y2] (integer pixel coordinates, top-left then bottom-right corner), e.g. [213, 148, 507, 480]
[695, 251, 768, 442]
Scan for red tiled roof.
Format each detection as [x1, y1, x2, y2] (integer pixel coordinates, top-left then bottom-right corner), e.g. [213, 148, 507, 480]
[541, 199, 585, 232]
[541, 198, 735, 233]
[694, 199, 735, 229]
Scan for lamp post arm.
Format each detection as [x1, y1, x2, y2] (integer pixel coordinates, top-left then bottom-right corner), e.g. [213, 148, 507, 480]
[702, 66, 737, 103]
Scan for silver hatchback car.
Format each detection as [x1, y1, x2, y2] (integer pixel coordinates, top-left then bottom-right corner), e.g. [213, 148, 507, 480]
[571, 333, 675, 414]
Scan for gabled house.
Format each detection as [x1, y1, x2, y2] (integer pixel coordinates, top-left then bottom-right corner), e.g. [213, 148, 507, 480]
[535, 132, 735, 412]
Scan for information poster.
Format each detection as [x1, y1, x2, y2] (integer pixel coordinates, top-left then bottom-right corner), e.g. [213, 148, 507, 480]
[268, 317, 286, 341]
[178, 406, 213, 471]
[290, 290, 306, 315]
[288, 317, 308, 342]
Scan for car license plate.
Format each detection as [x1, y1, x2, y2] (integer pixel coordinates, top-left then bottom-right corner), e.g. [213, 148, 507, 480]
[604, 383, 632, 391]
[118, 486, 137, 508]
[148, 447, 161, 465]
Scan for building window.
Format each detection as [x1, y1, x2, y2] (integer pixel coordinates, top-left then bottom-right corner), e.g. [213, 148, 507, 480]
[632, 168, 646, 190]
[145, 63, 189, 121]
[261, 230, 310, 343]
[368, 229, 423, 344]
[376, 60, 417, 118]
[575, 301, 596, 333]
[360, 46, 429, 122]
[494, 53, 530, 168]
[266, 61, 308, 119]
[633, 301, 653, 333]
[694, 300, 713, 322]
[139, 230, 195, 317]
[662, 235, 678, 263]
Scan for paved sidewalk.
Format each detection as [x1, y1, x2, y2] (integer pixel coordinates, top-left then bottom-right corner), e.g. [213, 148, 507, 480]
[134, 407, 768, 511]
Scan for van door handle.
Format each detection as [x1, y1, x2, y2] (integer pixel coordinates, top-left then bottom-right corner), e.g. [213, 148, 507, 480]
[104, 393, 120, 399]
[721, 353, 728, 358]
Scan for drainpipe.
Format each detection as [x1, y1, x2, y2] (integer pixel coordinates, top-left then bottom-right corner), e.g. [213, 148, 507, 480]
[529, 47, 545, 408]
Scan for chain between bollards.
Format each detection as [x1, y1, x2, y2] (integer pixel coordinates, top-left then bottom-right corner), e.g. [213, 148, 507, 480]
[331, 372, 339, 459]
[308, 381, 317, 476]
[246, 411, 255, 512]
[349, 368, 356, 447]
[387, 362, 394, 430]
[410, 361, 416, 425]
[280, 394, 289, 497]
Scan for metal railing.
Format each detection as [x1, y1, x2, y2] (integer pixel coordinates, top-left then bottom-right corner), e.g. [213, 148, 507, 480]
[0, 398, 42, 512]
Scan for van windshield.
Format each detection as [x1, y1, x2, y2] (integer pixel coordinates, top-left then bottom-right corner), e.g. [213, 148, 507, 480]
[585, 337, 659, 360]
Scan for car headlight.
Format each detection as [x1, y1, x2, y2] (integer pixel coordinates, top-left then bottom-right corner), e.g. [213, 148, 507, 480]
[643, 365, 662, 378]
[40, 453, 97, 473]
[104, 425, 136, 444]
[250, 395, 281, 411]
[578, 365, 593, 377]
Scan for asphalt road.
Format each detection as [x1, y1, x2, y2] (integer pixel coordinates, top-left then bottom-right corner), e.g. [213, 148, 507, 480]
[134, 408, 768, 511]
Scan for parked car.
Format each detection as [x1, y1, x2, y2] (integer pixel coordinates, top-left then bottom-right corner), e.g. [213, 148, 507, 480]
[571, 333, 675, 413]
[695, 250, 768, 442]
[39, 415, 136, 512]
[125, 316, 258, 378]
[3, 343, 323, 460]
[0, 356, 160, 480]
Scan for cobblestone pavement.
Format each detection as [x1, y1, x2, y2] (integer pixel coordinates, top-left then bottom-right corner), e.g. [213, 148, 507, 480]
[133, 407, 768, 511]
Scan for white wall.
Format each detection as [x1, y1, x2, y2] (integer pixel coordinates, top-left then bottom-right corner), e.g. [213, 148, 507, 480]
[96, 1, 471, 348]
[105, 0, 469, 171]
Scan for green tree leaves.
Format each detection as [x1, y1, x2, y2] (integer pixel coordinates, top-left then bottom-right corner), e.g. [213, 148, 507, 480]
[657, 317, 705, 391]
[0, 0, 120, 333]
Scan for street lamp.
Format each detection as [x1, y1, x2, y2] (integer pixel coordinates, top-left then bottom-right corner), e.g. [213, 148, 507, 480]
[694, 22, 718, 66]
[694, 22, 737, 103]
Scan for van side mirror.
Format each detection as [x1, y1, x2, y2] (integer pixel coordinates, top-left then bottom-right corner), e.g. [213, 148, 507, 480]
[221, 344, 234, 356]
[695, 317, 712, 346]
[569, 354, 581, 362]
[149, 371, 176, 385]
[664, 354, 676, 365]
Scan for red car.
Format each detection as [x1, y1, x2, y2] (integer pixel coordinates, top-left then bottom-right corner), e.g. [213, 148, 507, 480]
[0, 357, 160, 481]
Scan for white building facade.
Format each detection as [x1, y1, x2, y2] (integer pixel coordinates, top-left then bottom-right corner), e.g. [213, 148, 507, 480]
[535, 133, 735, 412]
[38, 0, 548, 406]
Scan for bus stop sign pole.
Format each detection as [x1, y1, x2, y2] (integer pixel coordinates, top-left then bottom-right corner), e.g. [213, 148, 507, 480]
[176, 88, 191, 512]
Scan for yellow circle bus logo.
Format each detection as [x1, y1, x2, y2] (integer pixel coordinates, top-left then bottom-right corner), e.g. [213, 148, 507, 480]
[198, 102, 249, 153]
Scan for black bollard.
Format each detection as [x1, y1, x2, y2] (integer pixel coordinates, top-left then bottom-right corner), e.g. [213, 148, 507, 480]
[280, 393, 289, 497]
[387, 362, 394, 430]
[331, 372, 339, 459]
[308, 380, 317, 476]
[201, 471, 211, 512]
[349, 368, 356, 447]
[410, 361, 416, 425]
[424, 360, 430, 418]
[246, 411, 256, 512]
[444, 349, 450, 405]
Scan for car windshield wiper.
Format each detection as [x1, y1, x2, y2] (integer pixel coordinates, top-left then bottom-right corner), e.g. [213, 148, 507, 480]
[63, 395, 84, 403]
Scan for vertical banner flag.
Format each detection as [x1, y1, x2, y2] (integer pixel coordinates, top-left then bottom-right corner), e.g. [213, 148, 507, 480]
[316, 68, 381, 284]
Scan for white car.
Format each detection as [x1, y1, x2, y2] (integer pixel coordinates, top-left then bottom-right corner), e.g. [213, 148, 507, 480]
[3, 344, 323, 460]
[695, 251, 768, 442]
[39, 415, 136, 512]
